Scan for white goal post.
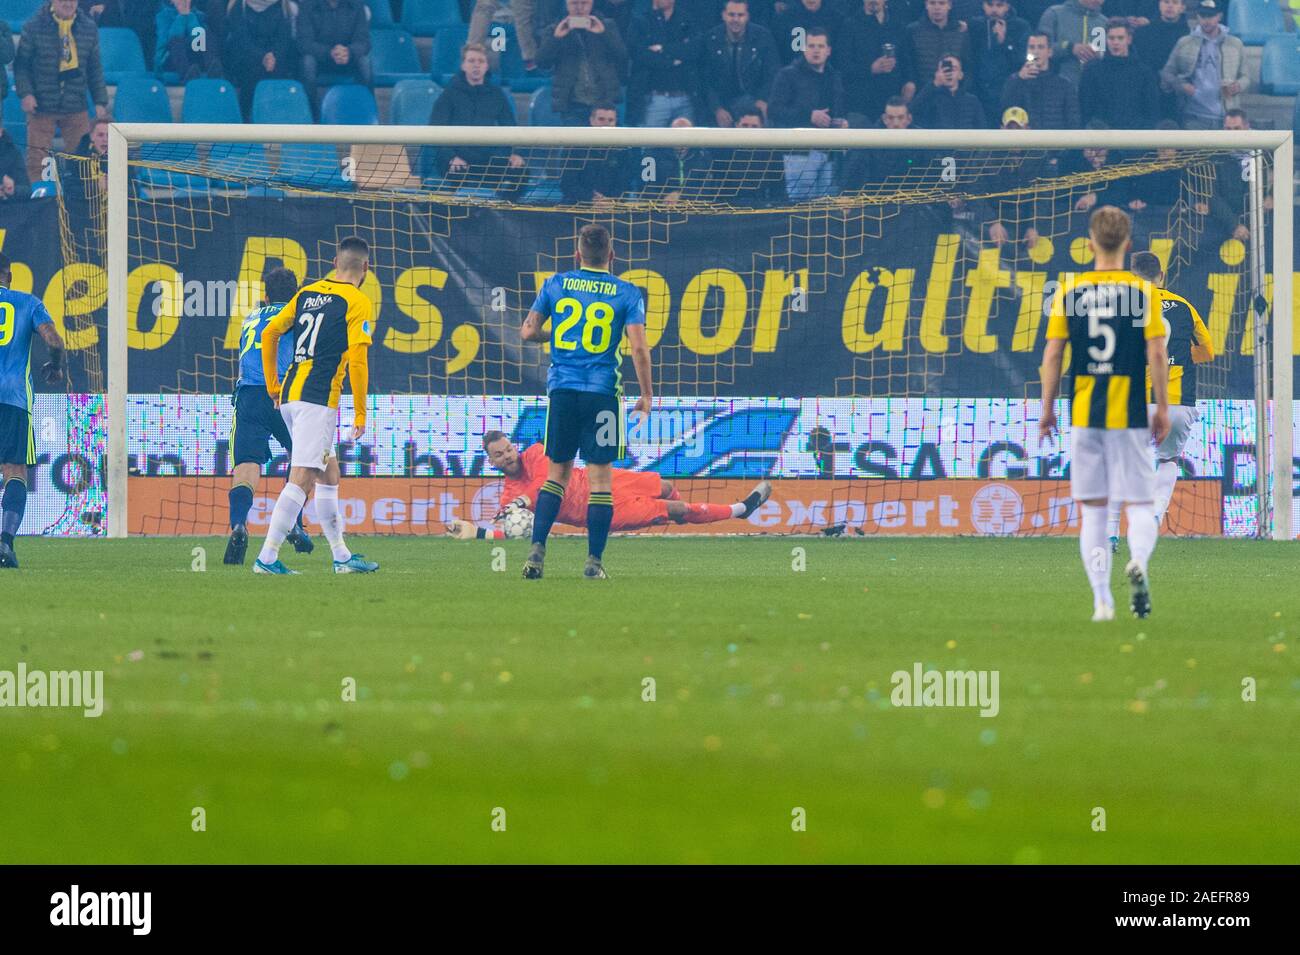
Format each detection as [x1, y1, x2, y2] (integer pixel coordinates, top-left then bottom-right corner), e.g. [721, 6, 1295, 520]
[104, 124, 1294, 540]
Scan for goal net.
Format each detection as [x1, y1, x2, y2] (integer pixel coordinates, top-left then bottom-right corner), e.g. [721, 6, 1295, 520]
[47, 123, 1294, 540]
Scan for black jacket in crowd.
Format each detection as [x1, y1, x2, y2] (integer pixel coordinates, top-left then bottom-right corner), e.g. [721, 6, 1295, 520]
[967, 14, 1030, 109]
[770, 1, 845, 64]
[909, 81, 986, 129]
[426, 71, 517, 175]
[641, 146, 712, 197]
[695, 23, 781, 118]
[1079, 53, 1160, 129]
[626, 5, 697, 123]
[0, 130, 29, 199]
[834, 7, 912, 123]
[296, 0, 372, 63]
[768, 57, 845, 128]
[536, 18, 628, 114]
[14, 7, 108, 115]
[1000, 67, 1080, 129]
[224, 0, 297, 86]
[559, 147, 636, 202]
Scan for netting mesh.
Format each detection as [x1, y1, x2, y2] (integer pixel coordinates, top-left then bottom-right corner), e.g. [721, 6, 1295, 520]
[53, 134, 1276, 538]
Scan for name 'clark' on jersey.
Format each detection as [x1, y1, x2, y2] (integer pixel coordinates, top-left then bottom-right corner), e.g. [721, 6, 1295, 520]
[1046, 269, 1166, 430]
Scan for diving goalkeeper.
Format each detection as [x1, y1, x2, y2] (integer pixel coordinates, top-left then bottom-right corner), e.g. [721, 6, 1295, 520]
[444, 431, 772, 539]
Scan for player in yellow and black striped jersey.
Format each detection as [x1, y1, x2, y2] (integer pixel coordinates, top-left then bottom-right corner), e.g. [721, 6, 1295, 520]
[1040, 207, 1170, 623]
[251, 237, 378, 576]
[1100, 250, 1216, 544]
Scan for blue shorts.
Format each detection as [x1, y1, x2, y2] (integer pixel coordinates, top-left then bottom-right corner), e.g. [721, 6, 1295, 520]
[544, 388, 624, 465]
[0, 403, 34, 466]
[231, 385, 292, 467]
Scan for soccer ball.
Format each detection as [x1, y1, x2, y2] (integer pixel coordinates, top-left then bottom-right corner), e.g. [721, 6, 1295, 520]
[500, 505, 534, 540]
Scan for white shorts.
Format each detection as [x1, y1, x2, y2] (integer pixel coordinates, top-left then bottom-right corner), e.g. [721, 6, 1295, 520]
[1151, 404, 1198, 462]
[280, 400, 337, 470]
[1070, 427, 1156, 503]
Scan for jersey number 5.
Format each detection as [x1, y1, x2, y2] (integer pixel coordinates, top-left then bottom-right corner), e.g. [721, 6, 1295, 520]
[1086, 304, 1116, 363]
[552, 297, 615, 353]
[295, 311, 325, 360]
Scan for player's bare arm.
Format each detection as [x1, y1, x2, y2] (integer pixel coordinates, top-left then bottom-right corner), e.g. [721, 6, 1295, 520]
[1038, 338, 1066, 440]
[37, 322, 65, 384]
[626, 323, 653, 416]
[520, 310, 548, 343]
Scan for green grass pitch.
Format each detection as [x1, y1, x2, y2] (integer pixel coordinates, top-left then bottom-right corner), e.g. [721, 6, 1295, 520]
[1, 535, 1297, 864]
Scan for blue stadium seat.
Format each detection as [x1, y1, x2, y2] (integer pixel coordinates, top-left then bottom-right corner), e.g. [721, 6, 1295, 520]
[367, 0, 395, 29]
[1228, 0, 1286, 44]
[181, 78, 243, 124]
[486, 23, 547, 93]
[111, 76, 209, 191]
[430, 23, 469, 83]
[529, 84, 558, 126]
[400, 0, 462, 36]
[0, 0, 43, 28]
[251, 80, 313, 124]
[320, 84, 379, 124]
[277, 143, 354, 190]
[99, 27, 149, 84]
[371, 28, 425, 86]
[390, 78, 441, 124]
[2, 89, 25, 152]
[182, 82, 275, 185]
[1260, 34, 1300, 93]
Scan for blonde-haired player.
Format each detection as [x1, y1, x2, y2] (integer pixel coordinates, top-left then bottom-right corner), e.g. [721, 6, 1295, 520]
[1039, 207, 1171, 620]
[253, 237, 378, 574]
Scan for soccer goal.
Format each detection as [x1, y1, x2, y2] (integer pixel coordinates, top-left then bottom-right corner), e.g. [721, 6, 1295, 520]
[72, 122, 1295, 540]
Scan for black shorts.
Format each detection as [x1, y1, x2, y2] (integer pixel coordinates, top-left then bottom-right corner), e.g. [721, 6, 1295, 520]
[544, 388, 624, 465]
[0, 403, 34, 466]
[231, 385, 292, 467]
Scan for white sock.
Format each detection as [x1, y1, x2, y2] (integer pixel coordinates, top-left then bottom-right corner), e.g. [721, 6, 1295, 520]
[258, 483, 307, 565]
[1106, 500, 1123, 540]
[1126, 502, 1157, 574]
[313, 483, 351, 562]
[729, 502, 745, 518]
[1153, 460, 1179, 526]
[1080, 503, 1112, 606]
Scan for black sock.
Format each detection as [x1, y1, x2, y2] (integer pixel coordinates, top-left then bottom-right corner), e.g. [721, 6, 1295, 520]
[2, 477, 27, 546]
[532, 480, 565, 547]
[587, 491, 613, 561]
[229, 483, 254, 529]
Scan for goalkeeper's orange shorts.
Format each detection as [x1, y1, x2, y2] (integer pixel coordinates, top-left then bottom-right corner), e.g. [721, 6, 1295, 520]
[610, 470, 670, 530]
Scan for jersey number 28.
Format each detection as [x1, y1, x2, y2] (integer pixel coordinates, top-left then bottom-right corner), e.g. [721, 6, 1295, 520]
[552, 297, 615, 353]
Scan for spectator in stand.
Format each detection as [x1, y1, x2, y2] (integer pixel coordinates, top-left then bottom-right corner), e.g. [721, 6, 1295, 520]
[837, 0, 914, 128]
[538, 0, 629, 126]
[1059, 121, 1126, 214]
[1080, 20, 1158, 127]
[225, 0, 297, 120]
[1000, 31, 1079, 127]
[595, 0, 636, 40]
[470, 0, 539, 75]
[423, 42, 526, 193]
[905, 0, 970, 83]
[298, 0, 373, 115]
[641, 116, 711, 203]
[559, 105, 635, 201]
[58, 114, 109, 208]
[718, 106, 787, 205]
[910, 53, 985, 127]
[767, 28, 843, 199]
[155, 0, 217, 82]
[0, 128, 29, 202]
[84, 1, 161, 76]
[696, 0, 781, 127]
[0, 20, 12, 106]
[978, 105, 1055, 250]
[1160, 0, 1247, 130]
[771, 0, 843, 64]
[1134, 0, 1188, 120]
[1037, 0, 1106, 88]
[14, 0, 109, 185]
[768, 26, 846, 126]
[1195, 109, 1259, 243]
[968, 0, 1029, 123]
[841, 96, 921, 189]
[627, 0, 697, 127]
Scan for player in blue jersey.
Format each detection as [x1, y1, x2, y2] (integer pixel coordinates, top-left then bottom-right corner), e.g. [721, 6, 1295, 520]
[0, 252, 65, 568]
[519, 224, 653, 579]
[222, 267, 314, 565]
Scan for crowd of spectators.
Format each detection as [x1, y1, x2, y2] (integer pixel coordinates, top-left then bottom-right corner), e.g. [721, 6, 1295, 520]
[0, 0, 1270, 241]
